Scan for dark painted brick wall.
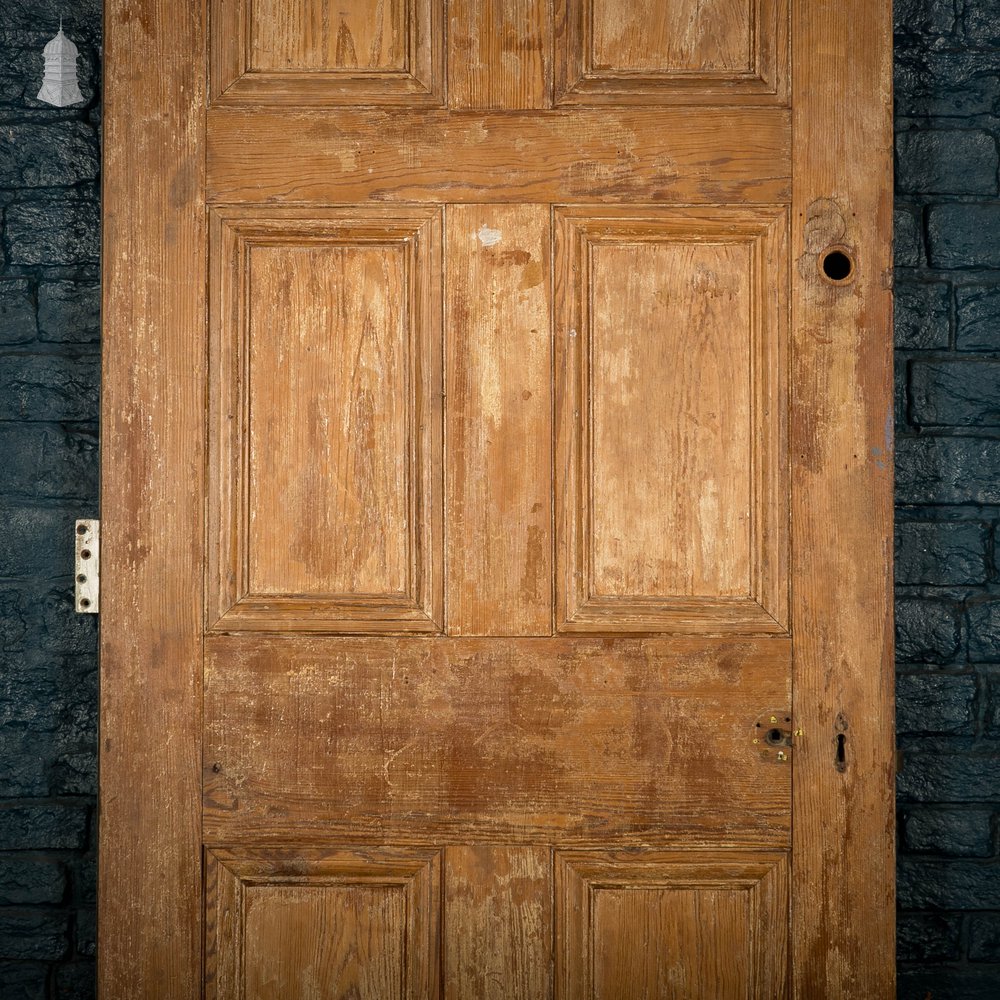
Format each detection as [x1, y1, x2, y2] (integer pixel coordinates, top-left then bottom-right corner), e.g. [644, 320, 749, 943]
[0, 2, 100, 998]
[3, 1, 1000, 998]
[896, 1, 1000, 997]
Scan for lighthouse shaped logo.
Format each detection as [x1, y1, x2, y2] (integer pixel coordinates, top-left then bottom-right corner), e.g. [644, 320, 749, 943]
[37, 20, 84, 107]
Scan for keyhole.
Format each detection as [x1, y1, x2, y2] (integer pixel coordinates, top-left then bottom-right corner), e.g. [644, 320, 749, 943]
[835, 732, 847, 771]
[820, 247, 855, 284]
[765, 728, 785, 747]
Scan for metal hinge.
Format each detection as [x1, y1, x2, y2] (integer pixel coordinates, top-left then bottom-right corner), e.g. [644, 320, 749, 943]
[74, 519, 99, 614]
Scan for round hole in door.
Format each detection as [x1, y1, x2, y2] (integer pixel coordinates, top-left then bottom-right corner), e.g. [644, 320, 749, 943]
[820, 247, 855, 284]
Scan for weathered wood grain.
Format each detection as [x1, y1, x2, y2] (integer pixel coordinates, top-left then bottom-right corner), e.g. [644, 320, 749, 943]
[556, 850, 788, 999]
[104, 0, 893, 994]
[205, 847, 440, 1000]
[789, 0, 896, 995]
[554, 0, 789, 104]
[207, 206, 444, 633]
[100, 1, 205, 997]
[206, 107, 792, 205]
[203, 636, 791, 845]
[444, 846, 552, 999]
[209, 0, 444, 106]
[446, 205, 552, 636]
[250, 0, 408, 73]
[554, 206, 789, 633]
[448, 0, 551, 109]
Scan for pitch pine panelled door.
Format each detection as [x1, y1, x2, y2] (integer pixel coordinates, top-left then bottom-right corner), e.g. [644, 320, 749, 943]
[101, 1, 893, 997]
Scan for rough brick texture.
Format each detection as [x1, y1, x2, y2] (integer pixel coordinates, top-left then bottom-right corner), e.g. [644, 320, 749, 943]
[895, 1, 1000, 995]
[2, 0, 1000, 996]
[0, 2, 99, 997]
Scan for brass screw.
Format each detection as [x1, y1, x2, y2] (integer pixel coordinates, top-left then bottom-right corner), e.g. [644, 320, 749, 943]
[770, 716, 778, 723]
[777, 751, 787, 762]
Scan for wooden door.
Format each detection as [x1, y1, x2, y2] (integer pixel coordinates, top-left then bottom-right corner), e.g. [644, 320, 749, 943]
[100, 1, 894, 997]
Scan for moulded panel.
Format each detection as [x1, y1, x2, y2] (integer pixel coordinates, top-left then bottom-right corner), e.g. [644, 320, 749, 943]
[555, 206, 788, 634]
[555, 850, 788, 999]
[208, 206, 443, 633]
[210, 0, 444, 106]
[205, 847, 440, 1000]
[554, 0, 788, 105]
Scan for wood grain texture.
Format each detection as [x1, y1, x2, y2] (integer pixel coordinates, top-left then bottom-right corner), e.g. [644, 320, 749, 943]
[205, 847, 440, 1000]
[554, 0, 789, 104]
[208, 205, 443, 633]
[250, 0, 408, 73]
[100, 1, 205, 997]
[210, 0, 444, 106]
[789, 0, 896, 994]
[448, 0, 550, 109]
[556, 851, 788, 999]
[203, 636, 791, 845]
[206, 107, 791, 205]
[555, 206, 788, 634]
[592, 0, 752, 72]
[446, 205, 552, 636]
[444, 846, 552, 999]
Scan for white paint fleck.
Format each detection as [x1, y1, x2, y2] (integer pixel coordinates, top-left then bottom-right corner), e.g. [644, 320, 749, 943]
[476, 223, 502, 247]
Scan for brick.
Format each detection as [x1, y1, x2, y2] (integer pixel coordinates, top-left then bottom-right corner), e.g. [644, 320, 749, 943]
[988, 675, 1000, 737]
[911, 360, 1000, 426]
[957, 284, 1000, 352]
[895, 597, 962, 663]
[898, 753, 1000, 803]
[74, 908, 94, 958]
[0, 584, 97, 657]
[897, 966, 1000, 1000]
[928, 204, 1000, 269]
[895, 521, 989, 585]
[74, 859, 96, 906]
[894, 0, 958, 42]
[902, 806, 994, 856]
[0, 962, 47, 1000]
[897, 130, 998, 195]
[37, 282, 100, 343]
[897, 674, 977, 735]
[0, 355, 99, 422]
[965, 6, 1000, 47]
[0, 123, 99, 189]
[0, 910, 69, 961]
[0, 805, 87, 851]
[54, 961, 95, 1000]
[969, 913, 1000, 961]
[896, 49, 1000, 118]
[896, 912, 962, 962]
[0, 860, 65, 905]
[897, 436, 1000, 504]
[50, 752, 96, 797]
[0, 507, 73, 577]
[969, 602, 1000, 662]
[898, 858, 1000, 908]
[895, 206, 923, 268]
[0, 728, 50, 796]
[3, 2, 102, 31]
[0, 425, 99, 501]
[0, 279, 36, 344]
[896, 281, 950, 350]
[4, 199, 100, 268]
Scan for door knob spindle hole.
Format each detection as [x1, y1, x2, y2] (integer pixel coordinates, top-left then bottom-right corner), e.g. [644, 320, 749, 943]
[820, 247, 855, 284]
